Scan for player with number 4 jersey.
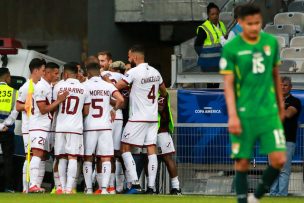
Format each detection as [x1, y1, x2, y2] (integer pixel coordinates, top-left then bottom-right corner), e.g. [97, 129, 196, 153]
[115, 45, 167, 194]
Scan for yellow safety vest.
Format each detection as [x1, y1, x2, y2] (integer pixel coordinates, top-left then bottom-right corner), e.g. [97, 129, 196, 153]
[0, 82, 18, 119]
[196, 20, 227, 48]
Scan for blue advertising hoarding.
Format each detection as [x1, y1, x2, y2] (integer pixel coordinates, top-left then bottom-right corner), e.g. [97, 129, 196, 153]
[177, 89, 304, 164]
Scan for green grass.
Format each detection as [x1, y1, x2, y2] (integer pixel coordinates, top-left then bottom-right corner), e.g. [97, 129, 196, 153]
[0, 194, 304, 203]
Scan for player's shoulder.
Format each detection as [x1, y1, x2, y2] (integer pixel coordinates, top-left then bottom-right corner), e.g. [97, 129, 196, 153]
[260, 32, 276, 41]
[19, 80, 30, 91]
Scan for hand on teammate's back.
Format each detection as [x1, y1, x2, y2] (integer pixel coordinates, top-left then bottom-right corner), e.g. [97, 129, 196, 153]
[57, 91, 69, 102]
[110, 109, 116, 123]
[228, 115, 242, 135]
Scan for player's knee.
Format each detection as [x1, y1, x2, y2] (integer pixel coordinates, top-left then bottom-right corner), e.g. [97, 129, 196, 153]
[271, 156, 286, 169]
[120, 143, 131, 153]
[235, 159, 249, 172]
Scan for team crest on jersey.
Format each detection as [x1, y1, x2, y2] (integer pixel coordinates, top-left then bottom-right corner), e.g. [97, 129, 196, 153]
[263, 45, 271, 56]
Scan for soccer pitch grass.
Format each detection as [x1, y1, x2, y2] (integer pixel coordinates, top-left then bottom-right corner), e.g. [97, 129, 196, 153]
[1, 194, 304, 203]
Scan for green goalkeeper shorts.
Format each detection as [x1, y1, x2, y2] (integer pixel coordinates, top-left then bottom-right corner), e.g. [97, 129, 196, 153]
[230, 114, 286, 159]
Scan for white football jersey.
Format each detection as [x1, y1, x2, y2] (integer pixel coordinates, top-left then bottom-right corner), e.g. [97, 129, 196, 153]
[123, 63, 163, 122]
[101, 71, 125, 120]
[83, 76, 118, 131]
[53, 78, 90, 134]
[17, 80, 36, 134]
[29, 78, 53, 131]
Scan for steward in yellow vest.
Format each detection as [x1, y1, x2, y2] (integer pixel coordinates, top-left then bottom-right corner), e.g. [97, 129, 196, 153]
[0, 67, 19, 192]
[194, 3, 227, 72]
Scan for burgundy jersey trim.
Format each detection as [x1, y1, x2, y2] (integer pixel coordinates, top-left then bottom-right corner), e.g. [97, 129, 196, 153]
[128, 120, 158, 123]
[121, 141, 143, 148]
[29, 129, 51, 132]
[17, 100, 25, 104]
[112, 90, 119, 97]
[55, 132, 82, 135]
[83, 129, 112, 132]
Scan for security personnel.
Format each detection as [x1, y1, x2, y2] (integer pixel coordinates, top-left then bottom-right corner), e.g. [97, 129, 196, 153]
[194, 3, 227, 72]
[0, 67, 18, 192]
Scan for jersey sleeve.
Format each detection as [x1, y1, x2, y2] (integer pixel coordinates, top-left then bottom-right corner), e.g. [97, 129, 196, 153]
[219, 45, 235, 74]
[109, 84, 119, 97]
[52, 84, 59, 101]
[158, 73, 164, 86]
[273, 38, 281, 67]
[123, 68, 135, 84]
[34, 84, 47, 102]
[17, 84, 27, 104]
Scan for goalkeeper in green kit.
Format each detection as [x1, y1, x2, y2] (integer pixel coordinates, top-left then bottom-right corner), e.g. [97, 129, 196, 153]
[220, 4, 286, 203]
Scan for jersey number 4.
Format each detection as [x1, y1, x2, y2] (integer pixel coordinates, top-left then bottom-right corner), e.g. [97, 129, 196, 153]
[147, 85, 156, 104]
[252, 56, 265, 74]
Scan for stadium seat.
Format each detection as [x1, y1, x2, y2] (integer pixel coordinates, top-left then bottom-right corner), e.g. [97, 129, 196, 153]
[274, 12, 304, 32]
[276, 35, 287, 49]
[280, 47, 304, 71]
[288, 1, 304, 12]
[290, 36, 304, 47]
[264, 24, 296, 36]
[279, 60, 297, 72]
[300, 62, 304, 72]
[219, 12, 234, 27]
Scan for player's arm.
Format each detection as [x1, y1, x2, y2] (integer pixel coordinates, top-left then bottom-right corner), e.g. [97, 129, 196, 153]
[223, 74, 242, 135]
[112, 91, 124, 111]
[82, 104, 90, 117]
[16, 101, 25, 112]
[273, 67, 285, 121]
[37, 91, 69, 115]
[115, 80, 128, 91]
[159, 82, 167, 97]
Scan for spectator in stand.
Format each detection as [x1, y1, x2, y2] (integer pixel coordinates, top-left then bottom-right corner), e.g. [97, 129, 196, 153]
[194, 2, 227, 72]
[270, 77, 302, 196]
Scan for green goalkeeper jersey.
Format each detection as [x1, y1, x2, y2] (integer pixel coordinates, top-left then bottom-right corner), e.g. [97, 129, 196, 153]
[220, 32, 281, 118]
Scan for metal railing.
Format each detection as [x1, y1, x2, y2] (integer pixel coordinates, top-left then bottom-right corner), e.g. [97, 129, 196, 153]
[174, 123, 304, 195]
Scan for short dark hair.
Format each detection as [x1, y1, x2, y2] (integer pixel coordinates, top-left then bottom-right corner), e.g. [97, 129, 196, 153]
[69, 62, 80, 67]
[46, 62, 59, 70]
[207, 2, 219, 15]
[234, 5, 242, 19]
[129, 45, 145, 56]
[29, 58, 46, 73]
[0, 67, 10, 77]
[281, 76, 292, 86]
[238, 4, 261, 19]
[63, 63, 78, 74]
[86, 62, 100, 72]
[97, 51, 112, 61]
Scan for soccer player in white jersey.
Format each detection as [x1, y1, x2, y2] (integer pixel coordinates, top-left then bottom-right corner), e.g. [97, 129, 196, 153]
[53, 63, 90, 194]
[27, 62, 68, 193]
[101, 61, 126, 193]
[16, 58, 46, 192]
[82, 63, 124, 194]
[115, 45, 167, 194]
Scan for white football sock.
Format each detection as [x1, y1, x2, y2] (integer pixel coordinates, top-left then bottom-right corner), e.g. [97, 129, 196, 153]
[53, 172, 61, 189]
[37, 161, 46, 187]
[101, 161, 111, 188]
[58, 159, 68, 190]
[72, 160, 81, 190]
[97, 173, 102, 189]
[22, 160, 28, 191]
[109, 173, 115, 187]
[122, 152, 138, 184]
[148, 154, 158, 188]
[83, 161, 93, 192]
[66, 159, 77, 192]
[115, 160, 124, 192]
[171, 176, 180, 189]
[30, 156, 41, 187]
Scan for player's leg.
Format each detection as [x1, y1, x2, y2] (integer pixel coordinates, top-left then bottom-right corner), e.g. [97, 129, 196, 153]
[121, 122, 146, 193]
[157, 132, 180, 194]
[65, 133, 84, 194]
[22, 133, 30, 192]
[97, 130, 114, 194]
[83, 131, 98, 194]
[72, 157, 82, 192]
[55, 133, 68, 192]
[144, 123, 159, 193]
[52, 157, 62, 192]
[230, 118, 255, 203]
[29, 131, 47, 192]
[251, 116, 286, 202]
[113, 120, 124, 193]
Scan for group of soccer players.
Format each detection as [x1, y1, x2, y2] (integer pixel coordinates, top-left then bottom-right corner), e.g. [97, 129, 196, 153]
[15, 45, 181, 195]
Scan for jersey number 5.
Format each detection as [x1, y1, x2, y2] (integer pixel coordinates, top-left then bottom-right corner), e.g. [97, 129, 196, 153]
[252, 56, 265, 74]
[91, 99, 103, 118]
[147, 85, 156, 104]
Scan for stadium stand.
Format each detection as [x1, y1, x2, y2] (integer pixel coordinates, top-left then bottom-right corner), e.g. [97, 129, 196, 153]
[274, 12, 304, 33]
[279, 59, 298, 72]
[219, 12, 233, 27]
[290, 36, 304, 48]
[276, 35, 288, 50]
[281, 47, 304, 72]
[288, 0, 304, 12]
